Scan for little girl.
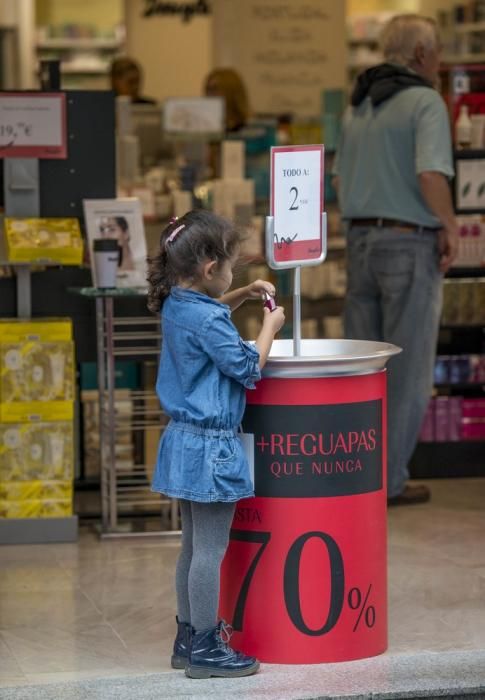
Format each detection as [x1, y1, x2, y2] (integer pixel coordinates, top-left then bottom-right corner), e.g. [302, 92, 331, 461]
[148, 210, 285, 679]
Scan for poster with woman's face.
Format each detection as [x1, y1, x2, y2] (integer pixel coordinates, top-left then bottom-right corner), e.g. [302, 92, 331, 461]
[83, 198, 147, 288]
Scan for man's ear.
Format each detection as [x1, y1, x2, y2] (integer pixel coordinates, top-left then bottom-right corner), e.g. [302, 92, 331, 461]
[414, 42, 426, 66]
[203, 260, 218, 280]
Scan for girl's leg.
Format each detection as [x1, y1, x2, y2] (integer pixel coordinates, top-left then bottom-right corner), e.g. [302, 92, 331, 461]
[188, 501, 236, 632]
[175, 499, 193, 623]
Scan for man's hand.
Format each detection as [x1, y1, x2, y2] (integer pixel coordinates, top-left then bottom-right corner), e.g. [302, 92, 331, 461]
[438, 224, 459, 273]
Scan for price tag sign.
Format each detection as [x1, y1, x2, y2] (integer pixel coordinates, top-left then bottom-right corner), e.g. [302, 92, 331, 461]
[0, 92, 67, 159]
[269, 144, 325, 268]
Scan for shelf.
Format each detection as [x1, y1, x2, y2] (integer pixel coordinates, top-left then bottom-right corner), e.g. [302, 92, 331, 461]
[435, 382, 485, 391]
[440, 323, 485, 329]
[443, 53, 485, 63]
[454, 148, 485, 157]
[347, 37, 379, 46]
[410, 440, 485, 478]
[452, 21, 485, 33]
[446, 267, 485, 278]
[37, 38, 123, 50]
[61, 66, 110, 74]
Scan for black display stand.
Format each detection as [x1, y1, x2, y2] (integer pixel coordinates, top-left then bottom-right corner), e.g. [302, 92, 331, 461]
[0, 89, 116, 544]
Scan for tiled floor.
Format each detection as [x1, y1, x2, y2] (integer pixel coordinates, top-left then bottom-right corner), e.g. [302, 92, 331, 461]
[1, 479, 485, 699]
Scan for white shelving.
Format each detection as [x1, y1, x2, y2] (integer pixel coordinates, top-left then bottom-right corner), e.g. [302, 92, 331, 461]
[37, 38, 123, 50]
[35, 25, 125, 88]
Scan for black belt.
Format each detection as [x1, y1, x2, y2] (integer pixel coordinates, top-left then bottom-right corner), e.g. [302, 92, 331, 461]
[347, 218, 440, 233]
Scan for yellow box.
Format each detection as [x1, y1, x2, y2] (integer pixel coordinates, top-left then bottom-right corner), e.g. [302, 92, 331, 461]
[0, 341, 74, 404]
[0, 480, 72, 501]
[0, 422, 74, 481]
[0, 499, 72, 518]
[0, 402, 73, 423]
[4, 218, 83, 265]
[0, 319, 72, 343]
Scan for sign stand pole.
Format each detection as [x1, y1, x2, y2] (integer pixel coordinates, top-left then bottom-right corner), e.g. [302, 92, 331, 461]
[293, 266, 301, 356]
[3, 158, 41, 318]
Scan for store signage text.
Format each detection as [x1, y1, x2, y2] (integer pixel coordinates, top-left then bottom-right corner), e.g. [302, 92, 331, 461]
[243, 400, 383, 497]
[142, 0, 211, 22]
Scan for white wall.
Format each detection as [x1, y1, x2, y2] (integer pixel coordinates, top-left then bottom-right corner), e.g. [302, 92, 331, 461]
[212, 0, 347, 117]
[124, 0, 212, 102]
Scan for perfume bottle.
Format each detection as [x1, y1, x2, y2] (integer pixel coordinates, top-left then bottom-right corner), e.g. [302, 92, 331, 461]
[263, 292, 277, 312]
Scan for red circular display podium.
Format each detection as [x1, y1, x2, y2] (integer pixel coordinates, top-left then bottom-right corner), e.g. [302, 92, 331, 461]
[219, 339, 400, 664]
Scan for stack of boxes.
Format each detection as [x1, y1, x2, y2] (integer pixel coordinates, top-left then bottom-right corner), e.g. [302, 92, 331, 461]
[420, 397, 485, 442]
[0, 320, 75, 519]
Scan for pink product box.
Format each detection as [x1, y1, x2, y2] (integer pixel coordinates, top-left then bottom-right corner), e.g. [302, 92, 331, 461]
[434, 397, 450, 441]
[461, 419, 485, 440]
[419, 400, 435, 441]
[448, 396, 463, 441]
[461, 398, 485, 418]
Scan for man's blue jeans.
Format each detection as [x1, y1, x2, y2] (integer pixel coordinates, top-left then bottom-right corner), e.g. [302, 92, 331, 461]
[344, 226, 443, 498]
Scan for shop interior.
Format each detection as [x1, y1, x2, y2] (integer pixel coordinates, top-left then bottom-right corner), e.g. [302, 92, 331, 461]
[0, 0, 485, 698]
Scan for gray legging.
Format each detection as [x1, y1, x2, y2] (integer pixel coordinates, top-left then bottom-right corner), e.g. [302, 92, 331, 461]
[175, 499, 236, 632]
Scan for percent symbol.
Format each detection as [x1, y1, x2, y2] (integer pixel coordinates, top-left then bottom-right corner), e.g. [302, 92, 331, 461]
[347, 584, 376, 632]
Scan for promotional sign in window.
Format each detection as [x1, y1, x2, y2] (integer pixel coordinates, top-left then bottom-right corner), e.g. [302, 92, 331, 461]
[220, 372, 388, 664]
[268, 145, 326, 268]
[0, 93, 67, 159]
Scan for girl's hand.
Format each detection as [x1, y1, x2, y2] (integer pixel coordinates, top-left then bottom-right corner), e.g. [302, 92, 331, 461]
[263, 305, 285, 333]
[246, 279, 276, 300]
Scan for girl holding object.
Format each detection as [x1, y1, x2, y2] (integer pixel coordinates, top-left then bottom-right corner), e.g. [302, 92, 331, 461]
[148, 210, 284, 679]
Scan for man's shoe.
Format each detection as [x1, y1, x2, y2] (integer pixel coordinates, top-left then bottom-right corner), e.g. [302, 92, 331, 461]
[387, 484, 431, 506]
[185, 620, 260, 679]
[171, 616, 192, 669]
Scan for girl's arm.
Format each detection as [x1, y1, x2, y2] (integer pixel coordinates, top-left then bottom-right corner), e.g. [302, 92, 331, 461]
[254, 307, 285, 368]
[220, 279, 275, 311]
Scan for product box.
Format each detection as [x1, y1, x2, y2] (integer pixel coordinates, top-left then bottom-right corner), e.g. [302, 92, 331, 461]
[221, 140, 245, 180]
[0, 422, 73, 481]
[419, 400, 435, 442]
[0, 319, 72, 343]
[461, 418, 485, 440]
[3, 218, 83, 265]
[434, 396, 450, 441]
[0, 480, 72, 501]
[0, 499, 72, 518]
[434, 356, 450, 384]
[448, 397, 463, 441]
[0, 341, 74, 422]
[81, 389, 134, 478]
[461, 398, 485, 418]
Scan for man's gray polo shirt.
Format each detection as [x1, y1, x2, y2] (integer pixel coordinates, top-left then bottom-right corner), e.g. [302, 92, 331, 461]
[333, 86, 454, 228]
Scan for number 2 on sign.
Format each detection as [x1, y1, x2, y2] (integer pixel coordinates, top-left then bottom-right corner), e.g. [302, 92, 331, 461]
[289, 187, 299, 210]
[228, 528, 346, 635]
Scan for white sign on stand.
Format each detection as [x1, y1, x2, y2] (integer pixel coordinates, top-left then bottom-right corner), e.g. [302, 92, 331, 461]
[0, 93, 67, 159]
[267, 145, 326, 269]
[265, 144, 327, 356]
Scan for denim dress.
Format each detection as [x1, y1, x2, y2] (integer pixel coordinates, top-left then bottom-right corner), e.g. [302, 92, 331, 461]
[151, 287, 261, 503]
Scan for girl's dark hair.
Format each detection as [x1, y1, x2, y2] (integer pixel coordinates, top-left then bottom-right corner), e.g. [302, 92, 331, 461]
[147, 210, 243, 313]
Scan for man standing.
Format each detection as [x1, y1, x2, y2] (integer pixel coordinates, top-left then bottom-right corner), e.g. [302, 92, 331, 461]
[334, 14, 458, 505]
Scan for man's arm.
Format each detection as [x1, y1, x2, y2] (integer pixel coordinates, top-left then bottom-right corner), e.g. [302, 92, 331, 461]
[419, 171, 459, 272]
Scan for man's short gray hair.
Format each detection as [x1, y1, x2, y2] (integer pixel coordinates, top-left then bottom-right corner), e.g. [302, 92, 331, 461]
[380, 14, 439, 67]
